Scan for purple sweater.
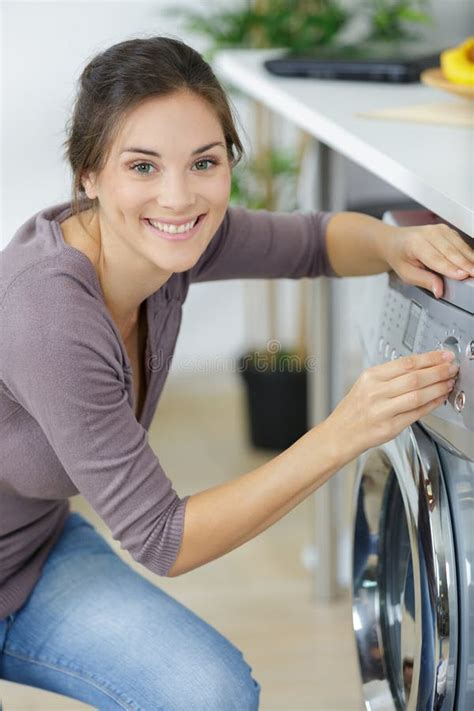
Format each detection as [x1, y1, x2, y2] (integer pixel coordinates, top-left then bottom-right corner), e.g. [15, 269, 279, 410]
[0, 200, 336, 619]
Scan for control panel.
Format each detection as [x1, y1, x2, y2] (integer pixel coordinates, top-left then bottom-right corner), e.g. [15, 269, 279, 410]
[376, 272, 474, 432]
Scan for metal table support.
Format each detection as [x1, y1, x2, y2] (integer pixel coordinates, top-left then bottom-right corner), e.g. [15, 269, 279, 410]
[306, 140, 348, 602]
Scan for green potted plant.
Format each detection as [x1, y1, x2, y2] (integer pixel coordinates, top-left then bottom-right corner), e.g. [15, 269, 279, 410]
[361, 0, 433, 43]
[169, 0, 351, 57]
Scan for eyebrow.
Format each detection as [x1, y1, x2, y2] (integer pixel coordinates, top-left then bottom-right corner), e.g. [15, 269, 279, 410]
[121, 141, 226, 157]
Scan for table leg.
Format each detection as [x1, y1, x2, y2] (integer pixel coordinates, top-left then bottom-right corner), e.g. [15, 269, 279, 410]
[305, 140, 348, 601]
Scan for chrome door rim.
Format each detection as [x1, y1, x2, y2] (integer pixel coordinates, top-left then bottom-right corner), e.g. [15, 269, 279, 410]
[352, 423, 458, 710]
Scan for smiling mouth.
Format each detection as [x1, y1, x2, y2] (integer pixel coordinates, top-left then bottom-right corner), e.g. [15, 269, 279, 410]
[147, 215, 198, 231]
[143, 213, 206, 240]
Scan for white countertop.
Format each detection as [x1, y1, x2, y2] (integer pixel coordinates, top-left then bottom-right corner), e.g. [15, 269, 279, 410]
[213, 49, 473, 237]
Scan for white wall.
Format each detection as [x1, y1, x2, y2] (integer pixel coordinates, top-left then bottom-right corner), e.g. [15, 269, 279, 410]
[2, 0, 471, 378]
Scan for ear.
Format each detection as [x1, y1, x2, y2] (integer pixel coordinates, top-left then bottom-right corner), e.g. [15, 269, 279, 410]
[81, 171, 98, 200]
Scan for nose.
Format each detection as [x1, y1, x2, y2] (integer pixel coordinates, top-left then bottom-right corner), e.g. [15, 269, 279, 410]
[156, 169, 196, 212]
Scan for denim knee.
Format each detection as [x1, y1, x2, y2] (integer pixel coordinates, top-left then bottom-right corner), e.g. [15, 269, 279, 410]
[176, 656, 261, 711]
[148, 638, 260, 711]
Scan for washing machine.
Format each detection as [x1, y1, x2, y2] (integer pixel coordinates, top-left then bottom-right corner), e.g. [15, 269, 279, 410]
[351, 209, 473, 710]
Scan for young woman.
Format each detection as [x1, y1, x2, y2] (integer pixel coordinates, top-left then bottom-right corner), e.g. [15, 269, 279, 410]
[0, 36, 472, 710]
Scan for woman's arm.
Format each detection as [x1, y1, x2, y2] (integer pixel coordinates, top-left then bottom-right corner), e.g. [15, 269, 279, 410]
[167, 418, 341, 577]
[168, 349, 457, 576]
[325, 211, 393, 276]
[325, 211, 474, 296]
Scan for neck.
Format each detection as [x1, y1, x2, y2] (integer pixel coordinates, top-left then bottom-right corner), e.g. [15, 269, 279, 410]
[78, 208, 170, 337]
[120, 309, 140, 342]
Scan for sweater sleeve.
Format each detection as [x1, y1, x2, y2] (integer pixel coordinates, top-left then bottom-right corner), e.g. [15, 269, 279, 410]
[0, 265, 187, 576]
[188, 206, 339, 283]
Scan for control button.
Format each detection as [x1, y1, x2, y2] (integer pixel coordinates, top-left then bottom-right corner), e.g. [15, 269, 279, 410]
[454, 391, 465, 412]
[467, 340, 474, 360]
[391, 349, 398, 360]
[378, 337, 384, 354]
[384, 343, 391, 359]
[442, 336, 461, 367]
[454, 390, 466, 412]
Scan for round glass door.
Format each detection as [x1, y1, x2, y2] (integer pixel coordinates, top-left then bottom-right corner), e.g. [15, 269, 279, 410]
[380, 471, 416, 707]
[352, 425, 457, 710]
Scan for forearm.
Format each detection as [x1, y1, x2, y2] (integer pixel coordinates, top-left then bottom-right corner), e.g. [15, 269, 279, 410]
[228, 466, 324, 549]
[167, 420, 346, 576]
[325, 211, 395, 276]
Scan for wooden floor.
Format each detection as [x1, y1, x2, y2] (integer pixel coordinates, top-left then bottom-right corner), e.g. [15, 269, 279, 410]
[1, 375, 364, 710]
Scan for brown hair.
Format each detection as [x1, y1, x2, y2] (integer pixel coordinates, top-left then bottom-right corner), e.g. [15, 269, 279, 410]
[62, 35, 244, 225]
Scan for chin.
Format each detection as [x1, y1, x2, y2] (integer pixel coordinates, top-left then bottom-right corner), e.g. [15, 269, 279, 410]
[153, 235, 213, 274]
[154, 253, 201, 275]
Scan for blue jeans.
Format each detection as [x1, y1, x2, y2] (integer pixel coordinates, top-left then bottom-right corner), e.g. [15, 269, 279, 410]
[0, 512, 260, 710]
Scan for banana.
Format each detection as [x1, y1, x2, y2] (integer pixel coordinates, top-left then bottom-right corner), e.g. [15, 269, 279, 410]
[440, 36, 474, 86]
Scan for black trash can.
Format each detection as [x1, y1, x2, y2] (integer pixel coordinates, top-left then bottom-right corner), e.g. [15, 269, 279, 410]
[239, 355, 308, 451]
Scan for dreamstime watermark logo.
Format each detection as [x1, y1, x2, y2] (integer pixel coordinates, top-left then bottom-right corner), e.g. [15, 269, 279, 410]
[147, 339, 317, 375]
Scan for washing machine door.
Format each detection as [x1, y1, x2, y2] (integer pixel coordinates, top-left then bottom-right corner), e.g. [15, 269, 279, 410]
[352, 423, 458, 710]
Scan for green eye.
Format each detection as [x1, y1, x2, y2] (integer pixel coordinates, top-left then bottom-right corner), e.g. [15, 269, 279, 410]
[132, 162, 154, 175]
[131, 158, 218, 174]
[193, 159, 216, 171]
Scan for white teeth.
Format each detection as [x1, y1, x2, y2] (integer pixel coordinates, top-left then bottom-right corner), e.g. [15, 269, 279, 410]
[148, 216, 198, 234]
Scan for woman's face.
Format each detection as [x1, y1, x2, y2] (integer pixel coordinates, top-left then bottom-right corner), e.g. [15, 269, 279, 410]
[82, 90, 232, 275]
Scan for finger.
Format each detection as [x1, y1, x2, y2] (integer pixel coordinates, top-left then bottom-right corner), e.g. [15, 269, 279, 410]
[428, 235, 474, 277]
[390, 393, 447, 434]
[399, 262, 444, 298]
[384, 361, 459, 398]
[407, 235, 472, 284]
[373, 350, 455, 381]
[384, 378, 454, 418]
[416, 237, 470, 274]
[435, 227, 474, 275]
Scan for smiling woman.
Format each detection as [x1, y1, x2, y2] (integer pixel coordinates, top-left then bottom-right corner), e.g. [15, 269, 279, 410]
[72, 91, 233, 306]
[0, 33, 472, 711]
[60, 36, 244, 340]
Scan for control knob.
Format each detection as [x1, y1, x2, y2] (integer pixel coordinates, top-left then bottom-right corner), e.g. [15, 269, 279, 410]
[441, 336, 461, 367]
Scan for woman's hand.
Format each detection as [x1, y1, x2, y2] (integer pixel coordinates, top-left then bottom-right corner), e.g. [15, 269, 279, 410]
[380, 223, 474, 298]
[326, 350, 458, 461]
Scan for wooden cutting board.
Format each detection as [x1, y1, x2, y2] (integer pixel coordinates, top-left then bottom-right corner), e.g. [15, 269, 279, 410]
[356, 100, 473, 127]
